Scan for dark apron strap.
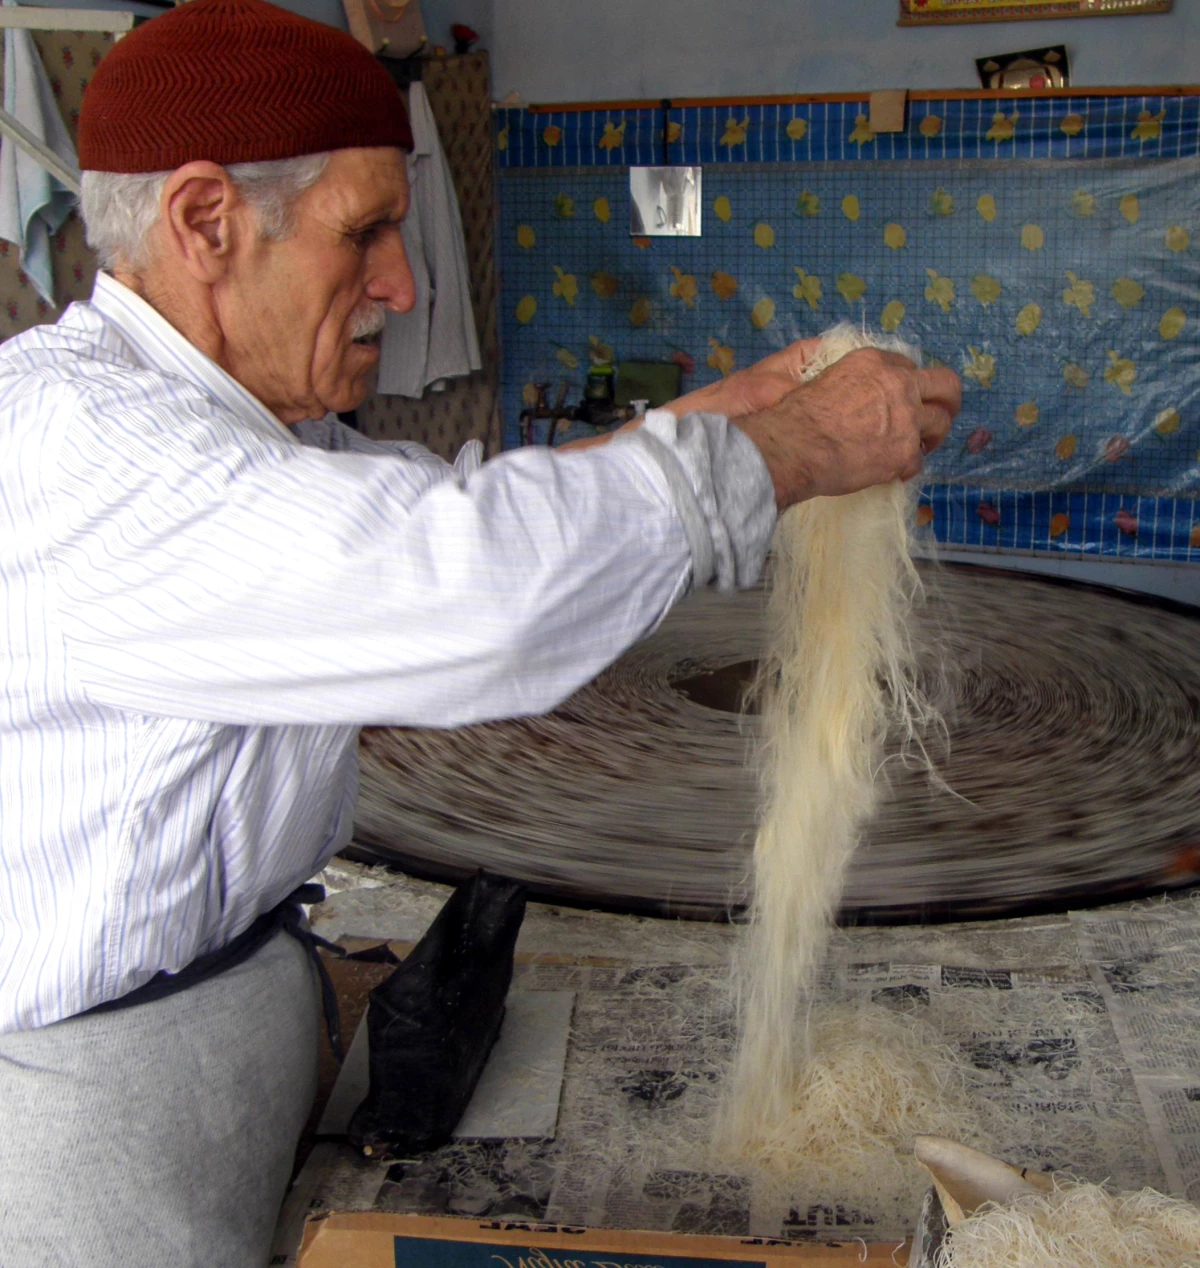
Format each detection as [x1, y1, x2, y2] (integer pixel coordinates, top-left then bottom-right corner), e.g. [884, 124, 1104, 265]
[82, 884, 347, 1060]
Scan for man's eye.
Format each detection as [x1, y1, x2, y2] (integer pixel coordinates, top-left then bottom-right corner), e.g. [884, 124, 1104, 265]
[350, 225, 381, 248]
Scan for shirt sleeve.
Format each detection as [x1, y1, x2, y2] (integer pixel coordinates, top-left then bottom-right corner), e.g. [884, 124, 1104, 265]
[51, 378, 697, 727]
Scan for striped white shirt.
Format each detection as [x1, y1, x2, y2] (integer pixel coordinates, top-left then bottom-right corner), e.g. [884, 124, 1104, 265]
[0, 274, 772, 1032]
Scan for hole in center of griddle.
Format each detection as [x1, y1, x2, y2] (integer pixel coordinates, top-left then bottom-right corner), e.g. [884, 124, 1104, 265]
[670, 660, 760, 714]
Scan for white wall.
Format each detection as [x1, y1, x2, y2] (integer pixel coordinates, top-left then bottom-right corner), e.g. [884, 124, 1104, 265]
[420, 0, 1197, 105]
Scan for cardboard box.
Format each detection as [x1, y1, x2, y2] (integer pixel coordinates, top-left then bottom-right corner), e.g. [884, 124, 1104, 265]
[297, 1213, 907, 1267]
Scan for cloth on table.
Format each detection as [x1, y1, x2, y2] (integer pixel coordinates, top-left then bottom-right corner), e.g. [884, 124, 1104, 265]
[377, 80, 481, 398]
[0, 1, 78, 305]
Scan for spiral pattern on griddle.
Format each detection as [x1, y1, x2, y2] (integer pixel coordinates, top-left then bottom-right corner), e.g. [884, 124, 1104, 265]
[355, 566, 1200, 920]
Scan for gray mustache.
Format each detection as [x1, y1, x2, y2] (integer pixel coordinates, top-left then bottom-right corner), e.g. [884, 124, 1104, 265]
[350, 303, 388, 340]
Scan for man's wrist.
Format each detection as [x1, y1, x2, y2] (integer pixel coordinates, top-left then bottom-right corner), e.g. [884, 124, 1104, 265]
[732, 410, 816, 512]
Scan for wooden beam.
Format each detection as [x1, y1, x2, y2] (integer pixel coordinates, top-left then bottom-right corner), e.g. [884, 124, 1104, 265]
[0, 7, 136, 33]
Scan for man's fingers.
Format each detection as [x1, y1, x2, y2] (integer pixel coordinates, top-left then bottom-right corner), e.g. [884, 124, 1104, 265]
[915, 366, 963, 414]
[916, 403, 953, 454]
[750, 336, 826, 382]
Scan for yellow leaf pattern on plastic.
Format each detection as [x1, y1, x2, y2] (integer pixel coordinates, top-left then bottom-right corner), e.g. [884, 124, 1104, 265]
[710, 271, 738, 301]
[1166, 226, 1189, 253]
[880, 300, 905, 332]
[753, 222, 775, 248]
[588, 336, 613, 363]
[1050, 513, 1070, 538]
[1063, 363, 1090, 389]
[1056, 434, 1078, 460]
[1131, 109, 1165, 142]
[919, 115, 942, 138]
[985, 111, 1017, 143]
[1060, 114, 1084, 137]
[555, 347, 579, 370]
[792, 268, 822, 309]
[1154, 408, 1182, 436]
[930, 188, 954, 217]
[1071, 190, 1096, 217]
[590, 271, 618, 299]
[521, 381, 539, 407]
[515, 295, 537, 324]
[971, 274, 1002, 307]
[750, 296, 776, 329]
[593, 197, 611, 224]
[497, 124, 509, 152]
[924, 269, 955, 313]
[1062, 272, 1096, 318]
[516, 224, 536, 249]
[883, 223, 907, 249]
[598, 121, 626, 151]
[1015, 401, 1039, 428]
[720, 116, 750, 148]
[849, 114, 874, 146]
[542, 125, 561, 147]
[707, 336, 735, 377]
[841, 194, 860, 222]
[976, 194, 997, 223]
[553, 193, 574, 219]
[1120, 194, 1140, 224]
[1021, 223, 1044, 251]
[1016, 302, 1042, 336]
[786, 117, 808, 141]
[629, 297, 652, 327]
[552, 267, 578, 307]
[1104, 350, 1136, 394]
[669, 266, 698, 308]
[665, 121, 682, 144]
[836, 272, 867, 304]
[1111, 278, 1144, 310]
[797, 190, 820, 217]
[713, 196, 733, 223]
[1160, 307, 1187, 340]
[964, 346, 996, 389]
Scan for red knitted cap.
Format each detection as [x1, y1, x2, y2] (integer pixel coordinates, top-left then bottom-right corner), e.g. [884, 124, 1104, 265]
[79, 0, 412, 173]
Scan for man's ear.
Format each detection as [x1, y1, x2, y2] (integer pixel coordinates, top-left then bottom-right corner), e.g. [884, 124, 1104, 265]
[158, 161, 245, 283]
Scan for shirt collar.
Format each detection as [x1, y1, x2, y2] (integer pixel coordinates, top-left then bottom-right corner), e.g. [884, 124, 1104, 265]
[88, 272, 297, 445]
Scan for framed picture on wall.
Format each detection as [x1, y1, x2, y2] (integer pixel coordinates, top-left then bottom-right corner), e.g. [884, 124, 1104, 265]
[899, 0, 1171, 25]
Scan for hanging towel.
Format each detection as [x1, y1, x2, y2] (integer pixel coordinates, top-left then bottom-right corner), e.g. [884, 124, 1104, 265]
[0, 4, 78, 306]
[377, 81, 481, 398]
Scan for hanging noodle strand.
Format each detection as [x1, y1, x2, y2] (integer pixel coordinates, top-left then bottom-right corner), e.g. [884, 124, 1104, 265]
[723, 325, 940, 1150]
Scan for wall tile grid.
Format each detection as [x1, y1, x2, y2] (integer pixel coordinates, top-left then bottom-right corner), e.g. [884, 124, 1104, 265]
[496, 95, 1200, 562]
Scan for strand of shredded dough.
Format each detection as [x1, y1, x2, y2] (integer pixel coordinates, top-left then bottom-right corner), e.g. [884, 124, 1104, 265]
[937, 1180, 1200, 1268]
[723, 325, 938, 1150]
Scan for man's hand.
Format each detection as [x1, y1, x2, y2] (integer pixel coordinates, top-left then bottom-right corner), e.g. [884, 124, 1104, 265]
[735, 349, 961, 510]
[664, 337, 825, 420]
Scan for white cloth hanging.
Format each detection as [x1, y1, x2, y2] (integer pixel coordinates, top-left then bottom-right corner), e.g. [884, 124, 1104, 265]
[377, 80, 481, 398]
[0, 2, 77, 306]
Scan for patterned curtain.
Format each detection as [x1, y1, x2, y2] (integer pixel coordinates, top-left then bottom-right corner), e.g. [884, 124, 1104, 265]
[0, 30, 112, 340]
[356, 51, 501, 461]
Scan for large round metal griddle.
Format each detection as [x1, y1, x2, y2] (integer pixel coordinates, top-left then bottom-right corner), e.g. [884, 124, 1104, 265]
[349, 565, 1200, 922]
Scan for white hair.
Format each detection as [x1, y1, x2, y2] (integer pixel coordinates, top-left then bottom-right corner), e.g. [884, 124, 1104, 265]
[80, 152, 331, 271]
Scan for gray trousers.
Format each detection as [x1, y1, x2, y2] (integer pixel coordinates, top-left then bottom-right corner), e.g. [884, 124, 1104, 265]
[0, 929, 320, 1268]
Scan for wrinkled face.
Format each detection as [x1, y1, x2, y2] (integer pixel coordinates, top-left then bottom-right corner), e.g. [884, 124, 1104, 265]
[217, 146, 415, 422]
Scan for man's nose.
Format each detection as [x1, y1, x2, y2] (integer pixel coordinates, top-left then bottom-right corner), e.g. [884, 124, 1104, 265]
[368, 227, 416, 314]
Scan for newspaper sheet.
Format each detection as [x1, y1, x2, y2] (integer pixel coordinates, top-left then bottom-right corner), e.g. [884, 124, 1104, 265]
[284, 925, 1175, 1252]
[1072, 894, 1200, 1204]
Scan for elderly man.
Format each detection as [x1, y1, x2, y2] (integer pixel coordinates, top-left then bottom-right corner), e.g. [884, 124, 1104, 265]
[0, 0, 959, 1263]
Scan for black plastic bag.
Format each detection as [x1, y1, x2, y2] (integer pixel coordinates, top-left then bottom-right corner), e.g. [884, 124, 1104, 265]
[347, 870, 527, 1157]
